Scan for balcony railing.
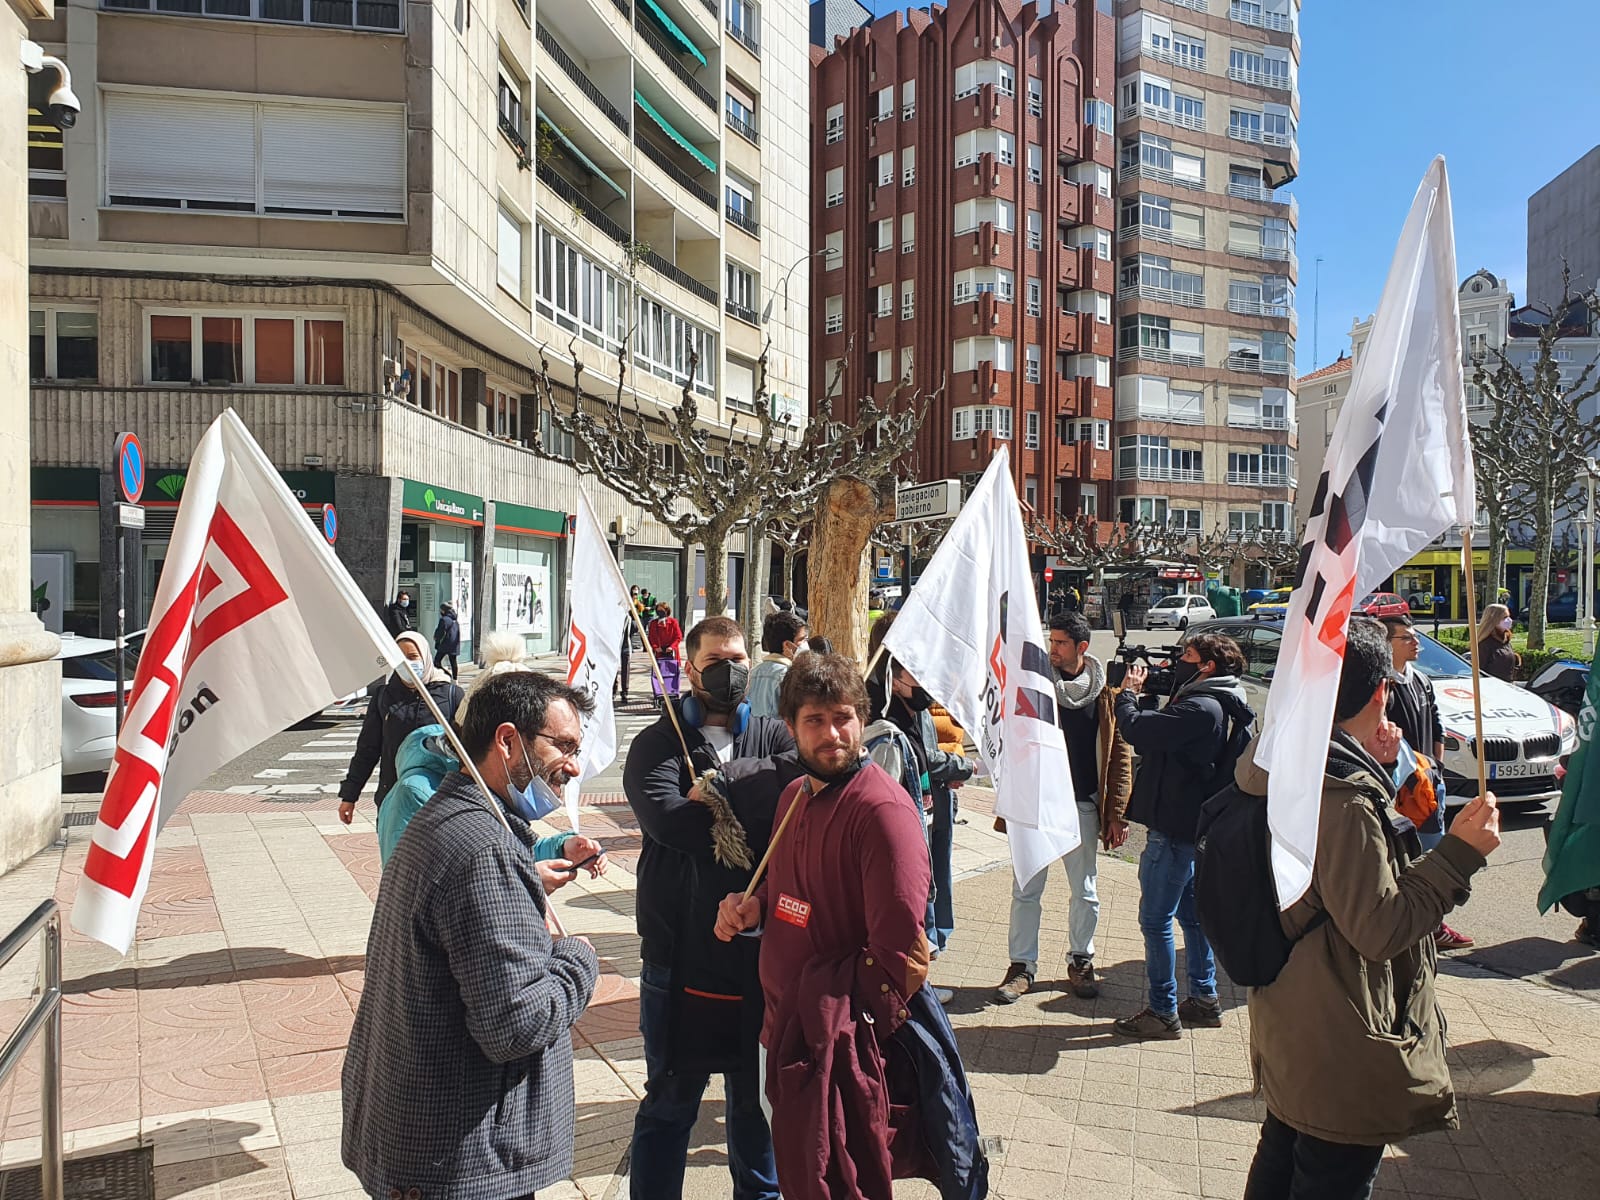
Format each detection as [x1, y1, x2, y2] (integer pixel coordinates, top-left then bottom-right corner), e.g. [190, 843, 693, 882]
[1226, 296, 1293, 317]
[1227, 470, 1296, 487]
[1228, 413, 1295, 430]
[726, 204, 759, 236]
[1120, 282, 1206, 308]
[1226, 352, 1294, 375]
[1120, 224, 1206, 252]
[642, 248, 717, 306]
[538, 25, 630, 134]
[726, 15, 759, 54]
[1163, 0, 1208, 10]
[1228, 240, 1293, 262]
[635, 136, 716, 208]
[101, 0, 401, 32]
[1140, 45, 1206, 73]
[1118, 401, 1205, 425]
[499, 114, 532, 168]
[1122, 103, 1207, 133]
[1230, 2, 1292, 31]
[537, 162, 630, 246]
[1228, 65, 1293, 90]
[725, 109, 759, 144]
[1227, 179, 1275, 202]
[1118, 344, 1205, 367]
[610, 0, 631, 15]
[1229, 124, 1264, 144]
[1120, 162, 1207, 193]
[726, 298, 759, 325]
[1117, 464, 1206, 483]
[825, 314, 843, 333]
[638, 18, 716, 110]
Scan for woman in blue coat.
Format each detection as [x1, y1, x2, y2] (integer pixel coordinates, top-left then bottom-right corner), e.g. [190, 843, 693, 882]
[433, 603, 461, 679]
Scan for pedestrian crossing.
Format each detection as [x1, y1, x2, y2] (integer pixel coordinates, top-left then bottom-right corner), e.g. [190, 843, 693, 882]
[222, 723, 370, 797]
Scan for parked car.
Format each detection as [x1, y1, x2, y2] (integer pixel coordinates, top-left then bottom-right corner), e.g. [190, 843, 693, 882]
[55, 632, 143, 775]
[1543, 590, 1600, 623]
[1181, 617, 1577, 808]
[1249, 587, 1293, 619]
[1357, 592, 1411, 618]
[1145, 593, 1216, 631]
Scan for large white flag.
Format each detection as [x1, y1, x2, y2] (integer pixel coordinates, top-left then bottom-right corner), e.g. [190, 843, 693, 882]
[73, 411, 403, 953]
[1259, 156, 1476, 907]
[883, 447, 1079, 888]
[563, 489, 634, 833]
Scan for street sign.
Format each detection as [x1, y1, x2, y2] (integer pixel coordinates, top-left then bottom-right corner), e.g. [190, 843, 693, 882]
[322, 503, 339, 544]
[114, 432, 144, 504]
[116, 503, 144, 530]
[877, 556, 892, 579]
[1044, 568, 1054, 582]
[895, 479, 961, 523]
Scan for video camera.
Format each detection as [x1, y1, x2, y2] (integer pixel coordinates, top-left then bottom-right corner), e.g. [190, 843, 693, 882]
[1107, 641, 1180, 695]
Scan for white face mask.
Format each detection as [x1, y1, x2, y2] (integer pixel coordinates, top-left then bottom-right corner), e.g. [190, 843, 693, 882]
[1498, 617, 1514, 632]
[402, 658, 426, 683]
[790, 640, 809, 656]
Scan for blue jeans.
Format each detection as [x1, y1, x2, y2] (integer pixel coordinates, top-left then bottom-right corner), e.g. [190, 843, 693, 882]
[927, 785, 956, 950]
[1137, 830, 1216, 1017]
[630, 962, 778, 1200]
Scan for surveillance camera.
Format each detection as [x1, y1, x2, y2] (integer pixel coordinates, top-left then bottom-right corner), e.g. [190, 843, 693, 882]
[21, 46, 79, 130]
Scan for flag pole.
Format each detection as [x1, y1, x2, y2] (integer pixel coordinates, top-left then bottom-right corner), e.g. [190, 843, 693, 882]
[627, 602, 697, 778]
[1459, 527, 1490, 800]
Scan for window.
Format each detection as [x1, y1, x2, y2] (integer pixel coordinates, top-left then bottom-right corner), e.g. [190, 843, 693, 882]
[105, 91, 405, 219]
[824, 295, 843, 334]
[726, 175, 758, 234]
[1027, 209, 1042, 250]
[825, 167, 844, 207]
[1026, 277, 1042, 316]
[875, 86, 894, 122]
[146, 311, 344, 386]
[1263, 104, 1294, 146]
[635, 293, 717, 398]
[953, 268, 1015, 304]
[901, 280, 915, 319]
[902, 79, 916, 120]
[1085, 98, 1114, 135]
[1081, 487, 1098, 517]
[822, 357, 845, 396]
[952, 337, 1015, 373]
[726, 92, 759, 142]
[1262, 501, 1290, 531]
[726, 262, 758, 323]
[27, 107, 65, 199]
[1173, 93, 1204, 129]
[954, 197, 1014, 233]
[1170, 507, 1202, 532]
[727, 0, 760, 50]
[954, 60, 1015, 99]
[955, 129, 1015, 167]
[1027, 75, 1043, 117]
[1027, 143, 1042, 184]
[877, 349, 894, 382]
[876, 283, 894, 318]
[876, 217, 894, 251]
[1120, 497, 1169, 525]
[537, 225, 630, 351]
[901, 212, 915, 252]
[1024, 478, 1037, 510]
[1117, 435, 1201, 481]
[1468, 331, 1487, 357]
[498, 205, 525, 298]
[101, 0, 402, 31]
[901, 346, 914, 382]
[497, 62, 527, 153]
[1228, 509, 1262, 533]
[1230, 107, 1263, 142]
[824, 102, 844, 144]
[1172, 31, 1205, 69]
[29, 307, 98, 382]
[1025, 411, 1040, 449]
[1025, 344, 1041, 383]
[902, 146, 916, 186]
[878, 152, 896, 186]
[488, 385, 520, 441]
[825, 229, 844, 265]
[952, 404, 1013, 440]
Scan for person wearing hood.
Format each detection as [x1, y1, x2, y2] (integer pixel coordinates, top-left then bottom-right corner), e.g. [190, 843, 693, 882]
[433, 603, 461, 680]
[383, 590, 414, 636]
[747, 610, 808, 720]
[337, 631, 466, 825]
[1112, 631, 1253, 1040]
[378, 722, 609, 882]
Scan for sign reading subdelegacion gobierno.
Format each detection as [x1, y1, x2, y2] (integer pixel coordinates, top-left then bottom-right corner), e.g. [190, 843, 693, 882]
[894, 479, 961, 523]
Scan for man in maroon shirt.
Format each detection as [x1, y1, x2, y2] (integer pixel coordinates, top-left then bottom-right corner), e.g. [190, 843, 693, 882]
[715, 653, 932, 1200]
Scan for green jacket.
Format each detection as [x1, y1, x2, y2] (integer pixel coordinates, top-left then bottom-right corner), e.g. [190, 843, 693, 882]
[1238, 733, 1485, 1146]
[379, 725, 572, 867]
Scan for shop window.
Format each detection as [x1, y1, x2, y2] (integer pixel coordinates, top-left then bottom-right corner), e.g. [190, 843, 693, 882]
[146, 310, 345, 386]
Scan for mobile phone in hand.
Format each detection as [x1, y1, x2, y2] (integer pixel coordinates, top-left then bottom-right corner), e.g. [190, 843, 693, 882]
[568, 851, 603, 874]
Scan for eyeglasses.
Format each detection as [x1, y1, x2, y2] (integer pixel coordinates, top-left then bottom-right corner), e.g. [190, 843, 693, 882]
[1390, 634, 1419, 644]
[532, 731, 582, 759]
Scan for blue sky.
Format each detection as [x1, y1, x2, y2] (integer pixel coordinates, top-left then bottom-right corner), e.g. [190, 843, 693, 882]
[859, 0, 1600, 366]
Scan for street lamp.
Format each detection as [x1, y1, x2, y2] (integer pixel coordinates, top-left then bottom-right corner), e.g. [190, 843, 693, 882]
[761, 246, 838, 325]
[1584, 457, 1598, 658]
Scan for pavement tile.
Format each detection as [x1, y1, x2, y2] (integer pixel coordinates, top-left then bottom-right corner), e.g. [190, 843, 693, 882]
[141, 1057, 268, 1118]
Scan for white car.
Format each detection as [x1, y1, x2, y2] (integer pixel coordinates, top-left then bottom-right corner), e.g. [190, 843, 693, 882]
[55, 632, 141, 775]
[1145, 593, 1216, 630]
[1183, 619, 1577, 807]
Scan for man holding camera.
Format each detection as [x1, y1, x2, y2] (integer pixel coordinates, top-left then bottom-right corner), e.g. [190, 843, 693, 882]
[1112, 632, 1253, 1039]
[994, 612, 1132, 1003]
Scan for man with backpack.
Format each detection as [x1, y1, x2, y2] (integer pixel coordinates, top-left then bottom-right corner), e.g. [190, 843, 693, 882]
[1233, 616, 1499, 1197]
[1112, 632, 1253, 1040]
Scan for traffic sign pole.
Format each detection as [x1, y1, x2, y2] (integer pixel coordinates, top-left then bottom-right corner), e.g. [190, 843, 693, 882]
[112, 434, 145, 735]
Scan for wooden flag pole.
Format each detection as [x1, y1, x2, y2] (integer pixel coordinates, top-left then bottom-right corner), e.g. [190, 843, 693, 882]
[1459, 527, 1491, 801]
[627, 603, 698, 779]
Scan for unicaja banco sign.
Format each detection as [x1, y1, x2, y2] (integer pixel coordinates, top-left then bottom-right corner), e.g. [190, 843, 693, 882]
[404, 479, 485, 525]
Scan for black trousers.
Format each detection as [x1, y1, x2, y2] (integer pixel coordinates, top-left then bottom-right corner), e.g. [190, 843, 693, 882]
[433, 651, 458, 679]
[1243, 1112, 1384, 1200]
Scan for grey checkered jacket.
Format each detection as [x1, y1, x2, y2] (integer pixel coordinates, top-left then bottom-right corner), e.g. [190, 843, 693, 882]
[342, 771, 599, 1200]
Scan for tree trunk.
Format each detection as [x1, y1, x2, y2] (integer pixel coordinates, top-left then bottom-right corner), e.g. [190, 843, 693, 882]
[807, 477, 887, 664]
[781, 543, 798, 605]
[1529, 476, 1554, 650]
[740, 517, 772, 650]
[1486, 509, 1507, 618]
[701, 528, 730, 623]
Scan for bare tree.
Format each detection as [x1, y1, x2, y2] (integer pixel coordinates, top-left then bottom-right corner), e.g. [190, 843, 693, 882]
[1472, 275, 1600, 647]
[1029, 514, 1189, 574]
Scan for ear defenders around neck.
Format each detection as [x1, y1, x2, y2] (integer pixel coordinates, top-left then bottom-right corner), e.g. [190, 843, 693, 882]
[680, 693, 751, 737]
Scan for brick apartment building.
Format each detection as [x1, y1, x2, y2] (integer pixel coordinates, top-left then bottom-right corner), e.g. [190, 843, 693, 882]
[810, 0, 1120, 524]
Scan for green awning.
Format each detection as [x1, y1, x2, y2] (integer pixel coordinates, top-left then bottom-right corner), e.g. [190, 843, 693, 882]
[634, 91, 717, 173]
[641, 0, 707, 66]
[536, 110, 627, 201]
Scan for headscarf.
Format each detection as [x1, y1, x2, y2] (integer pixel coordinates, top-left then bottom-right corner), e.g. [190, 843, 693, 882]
[395, 630, 444, 686]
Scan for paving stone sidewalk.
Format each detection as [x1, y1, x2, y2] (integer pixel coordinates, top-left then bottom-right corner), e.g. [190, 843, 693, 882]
[0, 788, 1595, 1200]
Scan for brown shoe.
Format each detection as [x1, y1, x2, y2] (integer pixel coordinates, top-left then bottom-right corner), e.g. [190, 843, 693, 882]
[1067, 956, 1100, 999]
[1177, 995, 1222, 1028]
[1113, 1007, 1182, 1040]
[993, 962, 1034, 1005]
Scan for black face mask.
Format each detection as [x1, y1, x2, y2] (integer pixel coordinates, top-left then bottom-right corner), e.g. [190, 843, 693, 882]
[1170, 659, 1203, 694]
[901, 685, 934, 712]
[696, 658, 750, 712]
[798, 745, 866, 787]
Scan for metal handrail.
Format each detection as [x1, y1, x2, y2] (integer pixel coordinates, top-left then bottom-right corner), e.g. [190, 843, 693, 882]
[636, 19, 716, 110]
[537, 24, 631, 134]
[0, 899, 63, 1200]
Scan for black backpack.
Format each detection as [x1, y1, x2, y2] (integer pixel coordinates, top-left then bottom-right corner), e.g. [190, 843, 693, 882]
[1193, 783, 1326, 988]
[1206, 694, 1257, 797]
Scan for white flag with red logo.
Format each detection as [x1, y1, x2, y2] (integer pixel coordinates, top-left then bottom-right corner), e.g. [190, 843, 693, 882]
[563, 489, 633, 833]
[1258, 156, 1476, 908]
[72, 410, 403, 953]
[883, 447, 1080, 889]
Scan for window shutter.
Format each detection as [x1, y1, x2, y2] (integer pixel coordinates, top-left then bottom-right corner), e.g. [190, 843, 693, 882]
[105, 92, 256, 207]
[261, 103, 405, 217]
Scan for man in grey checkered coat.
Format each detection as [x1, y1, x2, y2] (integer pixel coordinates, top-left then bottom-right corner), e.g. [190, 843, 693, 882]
[343, 671, 601, 1200]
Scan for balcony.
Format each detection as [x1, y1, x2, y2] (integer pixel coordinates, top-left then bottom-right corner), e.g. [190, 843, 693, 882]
[1227, 470, 1296, 487]
[635, 137, 716, 209]
[1226, 351, 1293, 376]
[1119, 224, 1206, 252]
[726, 12, 759, 55]
[1120, 162, 1207, 193]
[1227, 179, 1276, 203]
[726, 298, 759, 326]
[499, 115, 532, 168]
[726, 204, 759, 236]
[101, 0, 402, 31]
[1140, 45, 1207, 74]
[1230, 2, 1292, 31]
[642, 248, 716, 306]
[537, 162, 630, 246]
[1117, 399, 1206, 425]
[637, 13, 717, 111]
[1227, 413, 1295, 431]
[1117, 464, 1206, 484]
[1121, 103, 1207, 134]
[1162, 0, 1208, 10]
[1226, 297, 1293, 318]
[1228, 240, 1293, 263]
[1119, 282, 1205, 308]
[1228, 65, 1294, 91]
[1117, 344, 1205, 367]
[725, 108, 759, 145]
[538, 25, 630, 135]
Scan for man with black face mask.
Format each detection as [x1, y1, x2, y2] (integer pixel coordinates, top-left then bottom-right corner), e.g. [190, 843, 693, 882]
[623, 615, 797, 1200]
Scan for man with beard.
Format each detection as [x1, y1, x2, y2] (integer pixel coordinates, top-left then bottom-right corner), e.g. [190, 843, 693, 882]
[624, 615, 795, 1200]
[716, 654, 985, 1200]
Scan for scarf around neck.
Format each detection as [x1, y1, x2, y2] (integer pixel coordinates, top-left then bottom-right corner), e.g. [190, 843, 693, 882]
[1055, 654, 1106, 711]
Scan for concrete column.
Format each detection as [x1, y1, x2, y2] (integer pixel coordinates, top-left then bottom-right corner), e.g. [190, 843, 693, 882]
[334, 474, 401, 618]
[63, 0, 96, 246]
[1, 0, 64, 875]
[476, 502, 496, 667]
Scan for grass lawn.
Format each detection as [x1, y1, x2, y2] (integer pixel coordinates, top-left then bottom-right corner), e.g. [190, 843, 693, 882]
[1436, 623, 1593, 673]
